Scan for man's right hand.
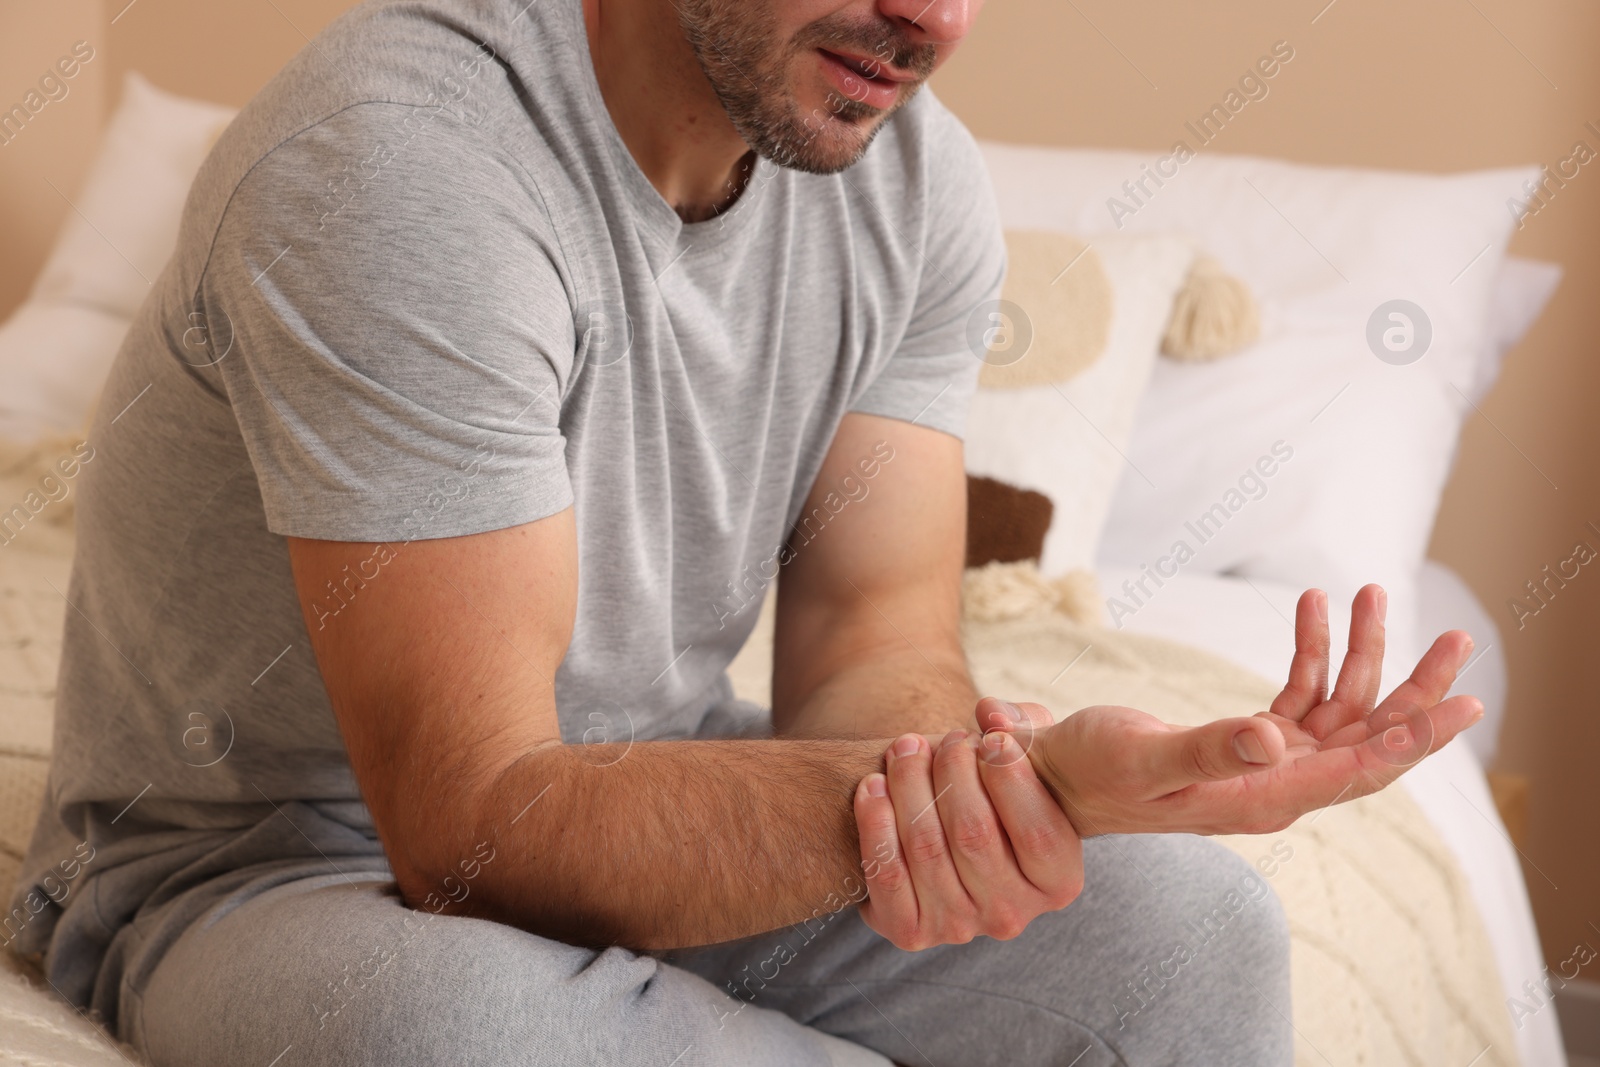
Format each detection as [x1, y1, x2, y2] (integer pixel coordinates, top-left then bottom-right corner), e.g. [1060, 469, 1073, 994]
[852, 721, 1084, 952]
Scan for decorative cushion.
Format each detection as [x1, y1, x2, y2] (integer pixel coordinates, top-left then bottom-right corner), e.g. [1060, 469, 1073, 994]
[965, 474, 1053, 568]
[1160, 255, 1260, 361]
[964, 232, 1196, 578]
[977, 231, 1112, 389]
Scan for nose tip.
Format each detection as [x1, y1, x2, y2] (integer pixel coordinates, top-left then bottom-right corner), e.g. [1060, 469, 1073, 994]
[925, 1, 975, 43]
[886, 0, 975, 46]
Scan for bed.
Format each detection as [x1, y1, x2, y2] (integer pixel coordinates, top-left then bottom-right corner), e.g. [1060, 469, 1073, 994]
[0, 60, 1566, 1067]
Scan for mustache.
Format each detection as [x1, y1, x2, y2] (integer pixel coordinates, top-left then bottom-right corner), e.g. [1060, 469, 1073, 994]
[800, 17, 937, 79]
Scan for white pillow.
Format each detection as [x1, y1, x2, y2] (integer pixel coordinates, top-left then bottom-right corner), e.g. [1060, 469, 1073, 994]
[1109, 335, 1436, 657]
[964, 233, 1196, 576]
[1088, 259, 1548, 675]
[975, 142, 1535, 654]
[1474, 255, 1562, 404]
[30, 71, 235, 318]
[0, 73, 235, 442]
[0, 304, 134, 442]
[977, 143, 1532, 374]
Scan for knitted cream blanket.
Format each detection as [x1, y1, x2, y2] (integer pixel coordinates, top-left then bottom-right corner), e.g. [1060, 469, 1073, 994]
[0, 452, 129, 1066]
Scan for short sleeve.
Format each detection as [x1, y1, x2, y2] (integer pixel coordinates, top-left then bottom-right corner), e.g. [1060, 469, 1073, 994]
[202, 101, 578, 543]
[848, 100, 1006, 439]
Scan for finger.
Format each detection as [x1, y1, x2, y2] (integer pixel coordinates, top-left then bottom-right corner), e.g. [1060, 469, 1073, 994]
[976, 699, 1053, 770]
[854, 773, 920, 947]
[1362, 692, 1484, 778]
[1314, 592, 1458, 745]
[976, 697, 1053, 733]
[884, 733, 971, 929]
[1324, 584, 1388, 721]
[1144, 715, 1287, 795]
[930, 731, 1033, 933]
[1268, 590, 1330, 724]
[1351, 629, 1475, 770]
[976, 731, 1083, 910]
[1142, 690, 1484, 836]
[1369, 629, 1474, 726]
[1289, 693, 1485, 807]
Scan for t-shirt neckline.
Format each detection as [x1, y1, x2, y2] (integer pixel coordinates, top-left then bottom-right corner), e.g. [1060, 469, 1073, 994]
[558, 0, 776, 253]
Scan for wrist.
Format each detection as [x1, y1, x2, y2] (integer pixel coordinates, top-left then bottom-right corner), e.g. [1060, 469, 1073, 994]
[1023, 730, 1078, 825]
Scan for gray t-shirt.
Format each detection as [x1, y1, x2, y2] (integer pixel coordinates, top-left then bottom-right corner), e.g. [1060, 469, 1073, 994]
[9, 0, 1004, 1003]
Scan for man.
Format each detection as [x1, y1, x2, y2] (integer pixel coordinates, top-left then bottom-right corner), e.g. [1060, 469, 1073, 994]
[9, 0, 1483, 1063]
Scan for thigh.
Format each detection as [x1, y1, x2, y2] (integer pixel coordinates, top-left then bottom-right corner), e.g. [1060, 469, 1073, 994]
[127, 856, 889, 1067]
[676, 833, 1294, 1067]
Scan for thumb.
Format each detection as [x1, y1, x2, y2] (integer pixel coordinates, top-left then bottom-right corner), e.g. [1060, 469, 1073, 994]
[1148, 716, 1286, 794]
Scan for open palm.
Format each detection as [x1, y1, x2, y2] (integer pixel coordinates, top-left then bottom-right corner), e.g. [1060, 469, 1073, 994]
[981, 585, 1484, 837]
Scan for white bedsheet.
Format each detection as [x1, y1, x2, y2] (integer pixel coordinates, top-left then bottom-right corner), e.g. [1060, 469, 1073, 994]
[1096, 564, 1563, 1067]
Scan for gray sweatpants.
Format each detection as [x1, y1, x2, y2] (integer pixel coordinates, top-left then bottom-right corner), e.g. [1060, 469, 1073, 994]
[112, 804, 1293, 1067]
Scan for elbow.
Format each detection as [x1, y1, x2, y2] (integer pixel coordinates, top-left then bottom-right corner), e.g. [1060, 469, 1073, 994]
[388, 836, 503, 919]
[369, 765, 510, 921]
[375, 742, 559, 919]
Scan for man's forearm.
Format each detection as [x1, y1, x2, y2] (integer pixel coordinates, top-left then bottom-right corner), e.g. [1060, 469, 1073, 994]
[774, 645, 979, 739]
[413, 737, 887, 952]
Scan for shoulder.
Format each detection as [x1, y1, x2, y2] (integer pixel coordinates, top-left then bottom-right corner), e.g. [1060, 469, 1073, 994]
[190, 99, 570, 339]
[179, 0, 550, 273]
[223, 101, 524, 234]
[188, 97, 576, 394]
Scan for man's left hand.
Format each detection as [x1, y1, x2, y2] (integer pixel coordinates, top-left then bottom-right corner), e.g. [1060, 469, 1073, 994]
[981, 585, 1483, 837]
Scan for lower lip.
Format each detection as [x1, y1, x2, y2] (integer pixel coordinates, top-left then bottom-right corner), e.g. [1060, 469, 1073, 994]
[817, 50, 901, 111]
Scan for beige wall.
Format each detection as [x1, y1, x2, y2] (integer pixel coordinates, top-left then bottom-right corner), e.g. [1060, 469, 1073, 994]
[0, 0, 346, 314]
[0, 0, 106, 315]
[3, 0, 1597, 964]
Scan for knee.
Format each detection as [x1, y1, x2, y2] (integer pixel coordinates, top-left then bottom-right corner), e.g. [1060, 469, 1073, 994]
[1099, 834, 1293, 1061]
[1192, 835, 1290, 964]
[1128, 833, 1290, 970]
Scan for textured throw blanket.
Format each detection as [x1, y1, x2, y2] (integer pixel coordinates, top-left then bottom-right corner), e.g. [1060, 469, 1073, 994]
[0, 444, 1516, 1064]
[0, 442, 128, 1065]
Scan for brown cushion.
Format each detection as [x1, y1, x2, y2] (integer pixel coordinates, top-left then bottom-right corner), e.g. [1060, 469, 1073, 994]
[965, 474, 1054, 568]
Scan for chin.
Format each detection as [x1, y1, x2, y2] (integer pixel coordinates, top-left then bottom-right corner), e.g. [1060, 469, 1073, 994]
[757, 84, 912, 176]
[792, 115, 883, 172]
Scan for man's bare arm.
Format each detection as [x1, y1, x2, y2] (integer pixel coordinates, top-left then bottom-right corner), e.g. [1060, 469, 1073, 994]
[771, 412, 977, 739]
[289, 515, 885, 951]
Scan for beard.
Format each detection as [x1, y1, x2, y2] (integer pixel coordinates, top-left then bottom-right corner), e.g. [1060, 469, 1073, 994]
[674, 1, 936, 175]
